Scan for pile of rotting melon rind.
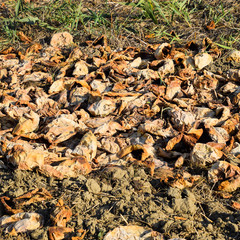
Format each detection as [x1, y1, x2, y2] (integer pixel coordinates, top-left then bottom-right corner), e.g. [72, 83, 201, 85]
[0, 31, 240, 239]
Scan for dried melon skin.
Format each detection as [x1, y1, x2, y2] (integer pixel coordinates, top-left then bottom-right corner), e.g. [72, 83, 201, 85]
[104, 225, 163, 240]
[0, 21, 240, 239]
[0, 212, 43, 234]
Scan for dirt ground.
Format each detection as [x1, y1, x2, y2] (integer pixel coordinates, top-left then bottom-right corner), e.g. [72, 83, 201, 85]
[0, 1, 240, 240]
[0, 154, 240, 239]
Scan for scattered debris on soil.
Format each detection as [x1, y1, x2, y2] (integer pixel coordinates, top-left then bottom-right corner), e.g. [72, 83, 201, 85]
[0, 31, 240, 239]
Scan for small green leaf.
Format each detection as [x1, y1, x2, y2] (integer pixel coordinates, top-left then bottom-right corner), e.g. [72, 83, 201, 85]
[18, 16, 39, 24]
[15, 0, 23, 17]
[214, 42, 233, 50]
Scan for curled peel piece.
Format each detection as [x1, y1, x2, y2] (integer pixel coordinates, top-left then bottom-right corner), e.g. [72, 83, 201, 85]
[104, 225, 164, 240]
[208, 161, 240, 192]
[0, 212, 43, 235]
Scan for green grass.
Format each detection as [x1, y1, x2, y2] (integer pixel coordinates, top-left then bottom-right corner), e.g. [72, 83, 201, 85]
[205, 2, 231, 25]
[122, 0, 195, 27]
[0, 0, 239, 50]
